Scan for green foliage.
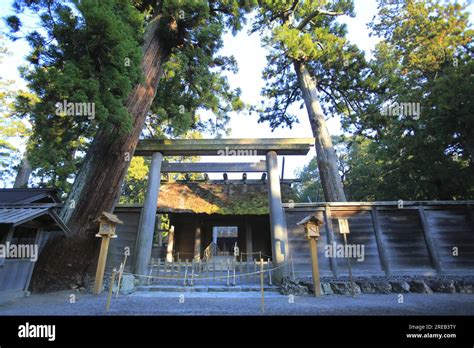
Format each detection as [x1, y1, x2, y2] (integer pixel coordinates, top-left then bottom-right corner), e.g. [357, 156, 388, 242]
[251, 0, 369, 130]
[119, 131, 204, 204]
[5, 0, 143, 192]
[294, 0, 473, 201]
[5, 0, 252, 196]
[120, 156, 149, 204]
[342, 0, 474, 200]
[149, 18, 244, 137]
[294, 157, 323, 202]
[338, 136, 386, 201]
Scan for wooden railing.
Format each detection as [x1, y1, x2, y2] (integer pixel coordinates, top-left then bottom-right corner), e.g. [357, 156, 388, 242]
[146, 257, 275, 286]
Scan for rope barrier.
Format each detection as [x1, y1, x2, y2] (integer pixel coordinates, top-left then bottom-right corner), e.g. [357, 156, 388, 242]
[239, 252, 272, 258]
[121, 262, 288, 282]
[106, 259, 284, 314]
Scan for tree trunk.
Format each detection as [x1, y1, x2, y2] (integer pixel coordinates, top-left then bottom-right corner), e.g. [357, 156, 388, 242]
[293, 60, 347, 202]
[60, 17, 173, 235]
[13, 155, 32, 188]
[31, 17, 176, 291]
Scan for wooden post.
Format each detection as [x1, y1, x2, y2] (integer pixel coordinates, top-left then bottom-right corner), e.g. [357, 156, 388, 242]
[342, 233, 355, 296]
[176, 259, 181, 278]
[324, 207, 339, 278]
[260, 258, 265, 313]
[115, 254, 128, 298]
[309, 238, 321, 297]
[418, 206, 442, 274]
[371, 207, 391, 276]
[220, 261, 224, 283]
[239, 258, 242, 284]
[183, 260, 188, 286]
[233, 260, 236, 286]
[166, 226, 175, 262]
[157, 214, 163, 247]
[297, 213, 324, 297]
[247, 261, 250, 283]
[194, 226, 201, 261]
[248, 259, 252, 280]
[94, 234, 114, 295]
[147, 258, 154, 285]
[254, 259, 257, 282]
[213, 260, 216, 281]
[268, 260, 273, 285]
[93, 212, 122, 295]
[24, 228, 44, 293]
[290, 257, 295, 281]
[106, 268, 116, 312]
[191, 259, 195, 286]
[226, 259, 230, 286]
[337, 217, 355, 296]
[268, 258, 273, 285]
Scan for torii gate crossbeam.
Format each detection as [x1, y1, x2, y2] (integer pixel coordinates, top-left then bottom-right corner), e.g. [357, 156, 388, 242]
[132, 138, 314, 284]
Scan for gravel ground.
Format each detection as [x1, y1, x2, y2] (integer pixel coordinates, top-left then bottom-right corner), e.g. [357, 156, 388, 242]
[0, 291, 473, 315]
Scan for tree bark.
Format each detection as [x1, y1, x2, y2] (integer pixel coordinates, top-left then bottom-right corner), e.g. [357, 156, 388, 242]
[293, 59, 347, 202]
[13, 155, 32, 188]
[31, 16, 176, 291]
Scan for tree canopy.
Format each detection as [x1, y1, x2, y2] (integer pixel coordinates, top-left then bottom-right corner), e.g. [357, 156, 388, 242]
[4, 0, 249, 195]
[296, 0, 474, 201]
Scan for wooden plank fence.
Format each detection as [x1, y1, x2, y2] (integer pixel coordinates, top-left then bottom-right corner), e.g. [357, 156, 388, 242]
[110, 201, 474, 280]
[285, 201, 474, 278]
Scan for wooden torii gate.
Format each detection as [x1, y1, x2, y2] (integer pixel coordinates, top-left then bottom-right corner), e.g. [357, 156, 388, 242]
[132, 138, 314, 283]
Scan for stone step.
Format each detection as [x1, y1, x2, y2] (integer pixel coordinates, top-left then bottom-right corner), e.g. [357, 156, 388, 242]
[136, 285, 280, 293]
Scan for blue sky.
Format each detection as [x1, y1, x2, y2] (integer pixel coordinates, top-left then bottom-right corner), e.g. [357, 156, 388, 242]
[1, 0, 472, 183]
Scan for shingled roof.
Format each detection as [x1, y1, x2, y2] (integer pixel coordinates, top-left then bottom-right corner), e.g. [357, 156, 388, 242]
[156, 180, 298, 215]
[0, 188, 61, 204]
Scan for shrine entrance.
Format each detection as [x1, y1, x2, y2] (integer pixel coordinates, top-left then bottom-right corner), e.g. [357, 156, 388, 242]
[131, 138, 314, 283]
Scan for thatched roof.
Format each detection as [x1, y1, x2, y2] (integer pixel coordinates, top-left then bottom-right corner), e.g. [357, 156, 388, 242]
[156, 180, 298, 215]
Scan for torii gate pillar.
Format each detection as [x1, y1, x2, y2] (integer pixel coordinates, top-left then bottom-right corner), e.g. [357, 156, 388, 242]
[266, 151, 290, 283]
[133, 152, 163, 276]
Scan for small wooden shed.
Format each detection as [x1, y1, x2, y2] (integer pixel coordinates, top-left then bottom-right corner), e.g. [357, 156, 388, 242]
[0, 189, 69, 303]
